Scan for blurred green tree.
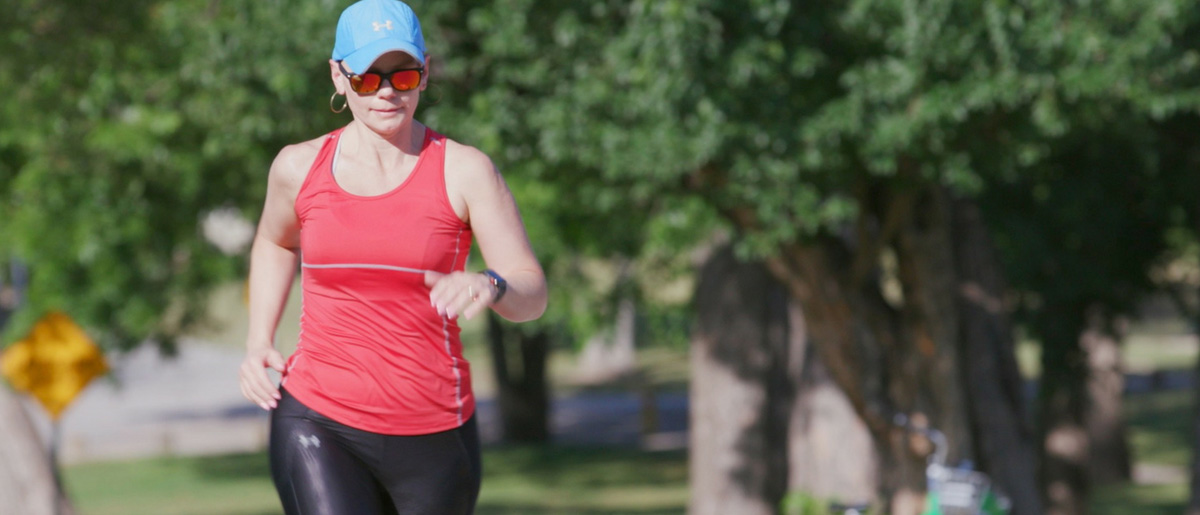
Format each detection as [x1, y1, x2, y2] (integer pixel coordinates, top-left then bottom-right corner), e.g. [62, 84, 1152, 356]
[418, 0, 1200, 512]
[0, 0, 345, 350]
[982, 120, 1197, 508]
[0, 2, 343, 510]
[976, 5, 1200, 510]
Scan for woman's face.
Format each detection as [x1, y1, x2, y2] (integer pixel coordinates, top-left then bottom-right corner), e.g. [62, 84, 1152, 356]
[331, 51, 428, 136]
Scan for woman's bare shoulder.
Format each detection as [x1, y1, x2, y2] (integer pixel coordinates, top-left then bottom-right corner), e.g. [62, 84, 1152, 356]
[440, 136, 510, 223]
[442, 137, 499, 182]
[269, 134, 330, 188]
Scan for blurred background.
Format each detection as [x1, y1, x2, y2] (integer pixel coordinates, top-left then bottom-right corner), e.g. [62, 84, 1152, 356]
[1, 1, 1199, 514]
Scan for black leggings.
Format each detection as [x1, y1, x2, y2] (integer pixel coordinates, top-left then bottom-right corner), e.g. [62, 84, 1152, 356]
[269, 388, 481, 515]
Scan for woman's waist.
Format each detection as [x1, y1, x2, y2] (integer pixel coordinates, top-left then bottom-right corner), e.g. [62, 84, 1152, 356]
[296, 316, 462, 358]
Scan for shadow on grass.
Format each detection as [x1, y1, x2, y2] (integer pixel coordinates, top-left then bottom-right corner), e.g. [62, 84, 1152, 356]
[478, 445, 687, 514]
[477, 507, 683, 515]
[189, 450, 272, 481]
[173, 445, 687, 514]
[482, 444, 688, 488]
[1092, 483, 1187, 515]
[1124, 390, 1193, 466]
[182, 445, 688, 483]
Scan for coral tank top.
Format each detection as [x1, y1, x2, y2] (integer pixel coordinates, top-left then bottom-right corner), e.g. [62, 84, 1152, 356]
[282, 127, 475, 435]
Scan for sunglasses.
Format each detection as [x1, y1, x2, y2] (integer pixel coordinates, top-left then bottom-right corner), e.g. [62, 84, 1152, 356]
[338, 61, 424, 94]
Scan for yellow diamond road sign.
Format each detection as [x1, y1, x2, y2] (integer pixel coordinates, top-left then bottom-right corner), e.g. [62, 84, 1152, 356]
[2, 311, 109, 419]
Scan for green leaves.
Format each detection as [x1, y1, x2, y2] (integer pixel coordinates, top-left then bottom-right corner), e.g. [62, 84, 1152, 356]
[2, 0, 1198, 353]
[0, 0, 332, 349]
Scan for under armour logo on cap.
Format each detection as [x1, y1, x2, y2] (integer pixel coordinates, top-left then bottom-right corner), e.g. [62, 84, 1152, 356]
[372, 20, 393, 31]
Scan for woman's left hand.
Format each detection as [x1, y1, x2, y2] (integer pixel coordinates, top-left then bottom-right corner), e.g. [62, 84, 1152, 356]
[425, 270, 494, 320]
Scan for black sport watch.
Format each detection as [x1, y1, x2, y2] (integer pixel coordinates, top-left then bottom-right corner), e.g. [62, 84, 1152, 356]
[481, 269, 507, 303]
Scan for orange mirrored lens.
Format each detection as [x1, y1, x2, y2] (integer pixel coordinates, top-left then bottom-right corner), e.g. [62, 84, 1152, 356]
[351, 73, 383, 93]
[388, 70, 422, 91]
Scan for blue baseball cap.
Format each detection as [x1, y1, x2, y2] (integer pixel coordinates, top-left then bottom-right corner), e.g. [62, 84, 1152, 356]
[332, 0, 426, 74]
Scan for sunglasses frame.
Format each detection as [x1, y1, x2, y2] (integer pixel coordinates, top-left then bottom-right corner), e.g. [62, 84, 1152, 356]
[338, 61, 425, 94]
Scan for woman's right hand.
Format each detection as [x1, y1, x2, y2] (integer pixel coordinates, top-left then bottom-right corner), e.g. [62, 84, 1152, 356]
[239, 344, 285, 410]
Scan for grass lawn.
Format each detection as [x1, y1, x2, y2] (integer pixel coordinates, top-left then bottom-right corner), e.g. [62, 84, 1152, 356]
[1092, 484, 1188, 515]
[64, 452, 280, 515]
[64, 445, 688, 515]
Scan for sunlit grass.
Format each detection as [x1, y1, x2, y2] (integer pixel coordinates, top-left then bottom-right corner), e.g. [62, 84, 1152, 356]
[64, 453, 279, 515]
[1123, 318, 1198, 374]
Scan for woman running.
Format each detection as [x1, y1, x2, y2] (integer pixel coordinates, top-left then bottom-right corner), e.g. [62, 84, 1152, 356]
[237, 1, 547, 513]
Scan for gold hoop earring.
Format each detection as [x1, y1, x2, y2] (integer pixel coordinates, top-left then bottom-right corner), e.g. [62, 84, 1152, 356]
[330, 92, 347, 113]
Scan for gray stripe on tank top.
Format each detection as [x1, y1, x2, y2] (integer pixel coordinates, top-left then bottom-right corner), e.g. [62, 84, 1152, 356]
[301, 262, 431, 274]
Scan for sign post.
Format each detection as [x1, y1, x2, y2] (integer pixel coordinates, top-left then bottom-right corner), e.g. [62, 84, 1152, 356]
[2, 311, 109, 515]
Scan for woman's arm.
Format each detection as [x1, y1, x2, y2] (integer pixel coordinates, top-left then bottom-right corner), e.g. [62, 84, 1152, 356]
[429, 141, 547, 323]
[238, 143, 313, 410]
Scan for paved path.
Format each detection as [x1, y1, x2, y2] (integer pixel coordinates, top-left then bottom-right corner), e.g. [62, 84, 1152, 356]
[23, 341, 687, 465]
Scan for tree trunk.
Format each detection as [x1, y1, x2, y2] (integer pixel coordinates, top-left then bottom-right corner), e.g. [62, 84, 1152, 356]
[697, 162, 1040, 510]
[1034, 306, 1140, 514]
[788, 303, 878, 506]
[894, 189, 974, 457]
[885, 187, 977, 512]
[764, 239, 928, 509]
[952, 199, 1044, 514]
[689, 245, 794, 515]
[487, 313, 549, 443]
[1035, 306, 1133, 514]
[750, 188, 1039, 512]
[1081, 312, 1131, 485]
[1037, 309, 1090, 515]
[0, 387, 75, 515]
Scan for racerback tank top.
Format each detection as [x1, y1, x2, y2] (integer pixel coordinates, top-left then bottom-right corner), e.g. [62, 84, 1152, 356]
[282, 127, 475, 435]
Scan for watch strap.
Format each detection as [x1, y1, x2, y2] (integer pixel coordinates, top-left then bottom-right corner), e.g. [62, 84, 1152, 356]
[482, 269, 507, 303]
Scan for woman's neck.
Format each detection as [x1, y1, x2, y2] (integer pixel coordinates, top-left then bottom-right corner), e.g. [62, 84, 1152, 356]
[345, 120, 426, 160]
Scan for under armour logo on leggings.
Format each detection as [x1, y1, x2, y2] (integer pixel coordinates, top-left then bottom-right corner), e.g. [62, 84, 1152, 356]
[298, 434, 321, 449]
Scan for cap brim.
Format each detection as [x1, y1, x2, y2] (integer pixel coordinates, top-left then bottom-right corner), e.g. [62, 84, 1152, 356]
[342, 39, 425, 74]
